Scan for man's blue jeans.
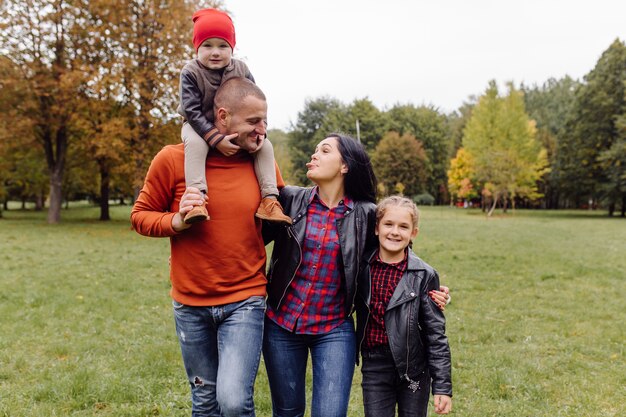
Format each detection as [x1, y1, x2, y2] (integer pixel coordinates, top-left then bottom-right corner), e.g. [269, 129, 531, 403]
[262, 317, 356, 417]
[172, 296, 265, 417]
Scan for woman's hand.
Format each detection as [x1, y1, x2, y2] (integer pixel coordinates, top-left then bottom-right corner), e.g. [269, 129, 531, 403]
[428, 286, 451, 311]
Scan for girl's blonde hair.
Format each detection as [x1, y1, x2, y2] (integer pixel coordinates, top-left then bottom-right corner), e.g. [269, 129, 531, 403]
[376, 195, 420, 229]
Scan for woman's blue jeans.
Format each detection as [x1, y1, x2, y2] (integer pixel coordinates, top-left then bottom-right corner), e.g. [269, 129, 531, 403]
[172, 296, 265, 417]
[262, 317, 356, 417]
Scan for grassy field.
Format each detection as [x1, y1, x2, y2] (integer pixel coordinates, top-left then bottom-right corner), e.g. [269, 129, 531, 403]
[0, 204, 624, 416]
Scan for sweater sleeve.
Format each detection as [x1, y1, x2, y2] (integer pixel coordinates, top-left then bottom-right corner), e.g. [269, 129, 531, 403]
[419, 269, 453, 396]
[130, 148, 179, 237]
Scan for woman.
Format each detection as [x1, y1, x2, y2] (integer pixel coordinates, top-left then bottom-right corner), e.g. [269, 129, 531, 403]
[262, 134, 449, 417]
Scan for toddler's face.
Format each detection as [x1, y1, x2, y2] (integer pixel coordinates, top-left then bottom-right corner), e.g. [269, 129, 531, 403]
[197, 37, 232, 70]
[375, 206, 418, 260]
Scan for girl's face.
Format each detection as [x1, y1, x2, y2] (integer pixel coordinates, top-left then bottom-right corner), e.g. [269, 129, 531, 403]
[306, 137, 347, 183]
[375, 206, 418, 261]
[197, 37, 233, 70]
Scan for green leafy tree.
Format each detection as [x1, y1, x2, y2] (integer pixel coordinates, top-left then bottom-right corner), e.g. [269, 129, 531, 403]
[447, 99, 476, 157]
[463, 81, 548, 216]
[268, 129, 295, 185]
[598, 108, 626, 216]
[523, 76, 579, 208]
[321, 98, 389, 152]
[560, 39, 626, 214]
[387, 104, 452, 203]
[371, 132, 428, 197]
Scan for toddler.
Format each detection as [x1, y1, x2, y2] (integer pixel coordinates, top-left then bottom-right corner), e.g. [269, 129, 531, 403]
[177, 8, 291, 225]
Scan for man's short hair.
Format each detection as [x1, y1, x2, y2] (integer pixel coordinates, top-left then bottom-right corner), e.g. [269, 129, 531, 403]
[214, 77, 266, 114]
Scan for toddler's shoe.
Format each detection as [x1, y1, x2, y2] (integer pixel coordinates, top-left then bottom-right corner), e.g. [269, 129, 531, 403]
[184, 205, 209, 224]
[255, 197, 292, 225]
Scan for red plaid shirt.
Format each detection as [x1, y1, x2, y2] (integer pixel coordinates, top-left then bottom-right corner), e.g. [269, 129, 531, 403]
[266, 190, 352, 334]
[363, 250, 408, 350]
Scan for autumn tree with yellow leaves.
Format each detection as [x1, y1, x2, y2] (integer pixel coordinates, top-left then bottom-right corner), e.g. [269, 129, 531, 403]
[0, 0, 220, 222]
[462, 81, 549, 216]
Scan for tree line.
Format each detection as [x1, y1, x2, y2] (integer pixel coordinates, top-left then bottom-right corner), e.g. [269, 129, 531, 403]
[284, 39, 626, 217]
[1, 1, 624, 221]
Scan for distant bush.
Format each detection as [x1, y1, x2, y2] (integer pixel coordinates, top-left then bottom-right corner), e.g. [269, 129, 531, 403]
[413, 193, 435, 206]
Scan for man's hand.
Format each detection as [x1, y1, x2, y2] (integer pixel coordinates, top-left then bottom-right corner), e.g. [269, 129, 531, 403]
[215, 133, 241, 156]
[434, 394, 452, 414]
[172, 187, 208, 232]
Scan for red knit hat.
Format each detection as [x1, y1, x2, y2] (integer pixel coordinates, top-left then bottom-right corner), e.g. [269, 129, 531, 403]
[192, 9, 236, 51]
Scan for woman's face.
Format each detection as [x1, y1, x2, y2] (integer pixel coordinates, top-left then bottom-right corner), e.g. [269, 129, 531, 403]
[306, 137, 347, 183]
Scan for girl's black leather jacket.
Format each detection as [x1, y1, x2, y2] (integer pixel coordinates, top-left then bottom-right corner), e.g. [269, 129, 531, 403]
[356, 249, 453, 396]
[263, 186, 377, 317]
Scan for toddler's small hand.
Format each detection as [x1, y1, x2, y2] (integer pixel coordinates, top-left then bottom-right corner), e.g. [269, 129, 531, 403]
[249, 134, 266, 154]
[216, 133, 241, 156]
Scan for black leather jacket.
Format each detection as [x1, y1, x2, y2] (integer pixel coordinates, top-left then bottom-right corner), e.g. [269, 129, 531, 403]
[356, 250, 452, 396]
[263, 186, 377, 317]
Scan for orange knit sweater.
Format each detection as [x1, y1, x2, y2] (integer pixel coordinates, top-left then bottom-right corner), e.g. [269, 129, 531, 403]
[131, 143, 284, 306]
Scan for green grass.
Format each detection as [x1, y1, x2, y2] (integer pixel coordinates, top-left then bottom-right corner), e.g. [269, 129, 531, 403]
[0, 204, 624, 416]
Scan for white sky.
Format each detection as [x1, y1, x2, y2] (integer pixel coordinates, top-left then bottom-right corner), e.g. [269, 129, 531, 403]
[224, 0, 626, 130]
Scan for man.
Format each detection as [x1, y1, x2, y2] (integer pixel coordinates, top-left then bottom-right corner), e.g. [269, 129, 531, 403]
[131, 77, 283, 417]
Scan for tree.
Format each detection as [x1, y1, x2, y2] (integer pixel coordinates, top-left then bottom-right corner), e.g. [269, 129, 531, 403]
[321, 98, 389, 152]
[0, 0, 93, 223]
[447, 99, 476, 157]
[560, 39, 626, 214]
[387, 104, 452, 203]
[268, 129, 295, 185]
[598, 105, 626, 216]
[523, 76, 579, 208]
[447, 148, 478, 204]
[0, 0, 213, 221]
[371, 132, 428, 197]
[463, 81, 548, 216]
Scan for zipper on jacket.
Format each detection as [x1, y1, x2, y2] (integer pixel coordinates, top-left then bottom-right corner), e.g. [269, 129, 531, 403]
[405, 300, 412, 377]
[350, 211, 360, 312]
[358, 296, 371, 354]
[403, 301, 422, 391]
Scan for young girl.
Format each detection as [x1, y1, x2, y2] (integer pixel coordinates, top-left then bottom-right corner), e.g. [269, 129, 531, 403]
[356, 195, 453, 416]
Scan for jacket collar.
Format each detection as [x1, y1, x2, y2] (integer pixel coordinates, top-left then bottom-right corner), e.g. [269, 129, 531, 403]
[382, 250, 428, 310]
[406, 250, 428, 271]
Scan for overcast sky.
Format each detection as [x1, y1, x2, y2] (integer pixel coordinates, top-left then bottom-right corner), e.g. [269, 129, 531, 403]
[223, 0, 626, 130]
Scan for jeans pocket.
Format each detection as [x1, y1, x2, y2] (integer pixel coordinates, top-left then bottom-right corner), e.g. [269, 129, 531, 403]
[246, 295, 267, 310]
[172, 299, 186, 310]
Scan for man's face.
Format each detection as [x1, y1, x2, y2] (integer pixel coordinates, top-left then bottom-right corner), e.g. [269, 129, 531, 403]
[225, 95, 268, 152]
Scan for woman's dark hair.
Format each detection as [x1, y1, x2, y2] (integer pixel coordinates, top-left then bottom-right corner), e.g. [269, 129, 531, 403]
[329, 133, 377, 203]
